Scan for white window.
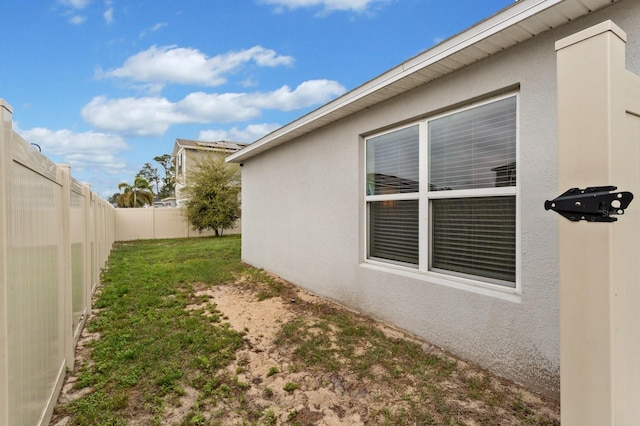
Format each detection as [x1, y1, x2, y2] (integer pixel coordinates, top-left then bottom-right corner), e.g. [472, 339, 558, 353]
[177, 152, 183, 175]
[365, 95, 517, 288]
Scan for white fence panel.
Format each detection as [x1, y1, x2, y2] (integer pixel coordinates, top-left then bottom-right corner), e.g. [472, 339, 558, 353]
[115, 207, 241, 241]
[0, 98, 235, 426]
[0, 100, 116, 426]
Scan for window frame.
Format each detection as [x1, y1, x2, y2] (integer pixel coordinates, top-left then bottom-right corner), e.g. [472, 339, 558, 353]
[363, 93, 520, 293]
[365, 122, 423, 268]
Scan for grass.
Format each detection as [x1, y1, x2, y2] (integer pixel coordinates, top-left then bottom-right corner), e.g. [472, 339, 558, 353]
[283, 382, 299, 393]
[53, 235, 559, 425]
[54, 236, 249, 424]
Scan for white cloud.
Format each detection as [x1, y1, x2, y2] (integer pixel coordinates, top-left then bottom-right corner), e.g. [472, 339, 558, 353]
[59, 0, 91, 9]
[260, 0, 387, 13]
[69, 14, 87, 24]
[103, 1, 114, 24]
[81, 79, 346, 136]
[100, 45, 294, 89]
[58, 0, 93, 24]
[197, 129, 228, 142]
[81, 96, 184, 136]
[140, 22, 168, 38]
[14, 126, 130, 174]
[198, 123, 281, 143]
[177, 92, 261, 123]
[247, 79, 346, 111]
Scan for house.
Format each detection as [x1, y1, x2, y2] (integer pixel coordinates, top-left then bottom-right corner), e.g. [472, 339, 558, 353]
[227, 0, 640, 399]
[172, 138, 247, 206]
[153, 196, 177, 208]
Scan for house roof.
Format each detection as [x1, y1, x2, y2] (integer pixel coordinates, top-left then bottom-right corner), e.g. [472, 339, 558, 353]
[173, 138, 249, 157]
[227, 0, 618, 164]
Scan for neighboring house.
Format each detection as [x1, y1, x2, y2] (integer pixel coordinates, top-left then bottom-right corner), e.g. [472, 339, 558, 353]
[153, 197, 177, 208]
[227, 0, 640, 399]
[172, 139, 248, 206]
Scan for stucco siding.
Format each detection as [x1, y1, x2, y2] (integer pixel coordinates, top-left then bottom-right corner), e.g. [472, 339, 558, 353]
[239, 1, 640, 398]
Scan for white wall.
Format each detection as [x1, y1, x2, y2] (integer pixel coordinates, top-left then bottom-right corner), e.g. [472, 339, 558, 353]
[239, 1, 640, 398]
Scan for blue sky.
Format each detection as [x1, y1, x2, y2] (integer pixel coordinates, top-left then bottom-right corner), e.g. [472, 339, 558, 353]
[0, 0, 514, 198]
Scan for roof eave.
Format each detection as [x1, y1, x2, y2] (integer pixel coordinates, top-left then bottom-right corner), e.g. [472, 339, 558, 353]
[227, 0, 617, 163]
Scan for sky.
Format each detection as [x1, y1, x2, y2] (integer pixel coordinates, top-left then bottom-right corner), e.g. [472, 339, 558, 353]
[0, 0, 515, 198]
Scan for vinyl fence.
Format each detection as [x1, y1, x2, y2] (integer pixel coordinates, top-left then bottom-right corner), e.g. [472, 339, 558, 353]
[556, 21, 640, 423]
[0, 100, 115, 426]
[115, 207, 240, 241]
[0, 99, 241, 426]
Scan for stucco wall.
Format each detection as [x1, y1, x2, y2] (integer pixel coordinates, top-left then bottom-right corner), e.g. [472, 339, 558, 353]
[239, 1, 640, 398]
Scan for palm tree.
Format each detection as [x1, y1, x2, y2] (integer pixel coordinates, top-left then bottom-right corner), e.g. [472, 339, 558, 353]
[116, 176, 154, 208]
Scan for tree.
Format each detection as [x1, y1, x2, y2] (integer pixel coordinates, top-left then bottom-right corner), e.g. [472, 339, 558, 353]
[137, 163, 160, 197]
[116, 176, 155, 208]
[154, 154, 176, 200]
[132, 155, 176, 201]
[114, 154, 175, 207]
[183, 155, 240, 236]
[107, 193, 120, 206]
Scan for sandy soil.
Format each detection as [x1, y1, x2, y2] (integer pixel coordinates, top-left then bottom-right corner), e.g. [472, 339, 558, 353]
[53, 278, 560, 425]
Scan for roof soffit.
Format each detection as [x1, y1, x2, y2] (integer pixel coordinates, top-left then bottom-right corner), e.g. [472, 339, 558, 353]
[227, 0, 618, 163]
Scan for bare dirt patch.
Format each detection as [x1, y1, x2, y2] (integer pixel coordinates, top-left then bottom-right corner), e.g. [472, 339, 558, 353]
[54, 274, 560, 425]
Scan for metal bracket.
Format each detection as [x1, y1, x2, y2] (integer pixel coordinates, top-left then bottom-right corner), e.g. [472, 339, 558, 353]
[544, 186, 634, 222]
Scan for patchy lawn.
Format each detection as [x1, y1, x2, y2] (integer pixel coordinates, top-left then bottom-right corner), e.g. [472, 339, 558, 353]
[51, 236, 559, 425]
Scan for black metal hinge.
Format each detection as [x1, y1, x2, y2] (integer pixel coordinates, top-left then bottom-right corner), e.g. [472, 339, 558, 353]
[544, 186, 634, 222]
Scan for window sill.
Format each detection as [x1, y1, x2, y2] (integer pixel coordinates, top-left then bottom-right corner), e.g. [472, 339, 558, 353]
[360, 260, 522, 303]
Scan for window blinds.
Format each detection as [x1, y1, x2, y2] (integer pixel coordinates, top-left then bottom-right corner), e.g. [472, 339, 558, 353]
[366, 125, 420, 265]
[369, 200, 419, 265]
[431, 196, 516, 284]
[429, 97, 516, 191]
[365, 96, 517, 285]
[366, 125, 419, 195]
[428, 96, 517, 285]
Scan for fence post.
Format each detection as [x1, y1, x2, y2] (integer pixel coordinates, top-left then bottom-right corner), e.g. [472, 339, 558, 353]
[89, 192, 97, 294]
[57, 165, 75, 370]
[556, 21, 640, 424]
[83, 184, 92, 313]
[0, 100, 13, 426]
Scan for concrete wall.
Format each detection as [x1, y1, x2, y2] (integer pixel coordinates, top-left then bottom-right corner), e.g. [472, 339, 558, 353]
[115, 207, 241, 241]
[238, 1, 640, 398]
[0, 100, 115, 426]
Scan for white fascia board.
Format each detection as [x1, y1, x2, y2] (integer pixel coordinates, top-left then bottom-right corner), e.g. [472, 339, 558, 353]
[171, 139, 184, 158]
[225, 0, 588, 164]
[400, 0, 564, 73]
